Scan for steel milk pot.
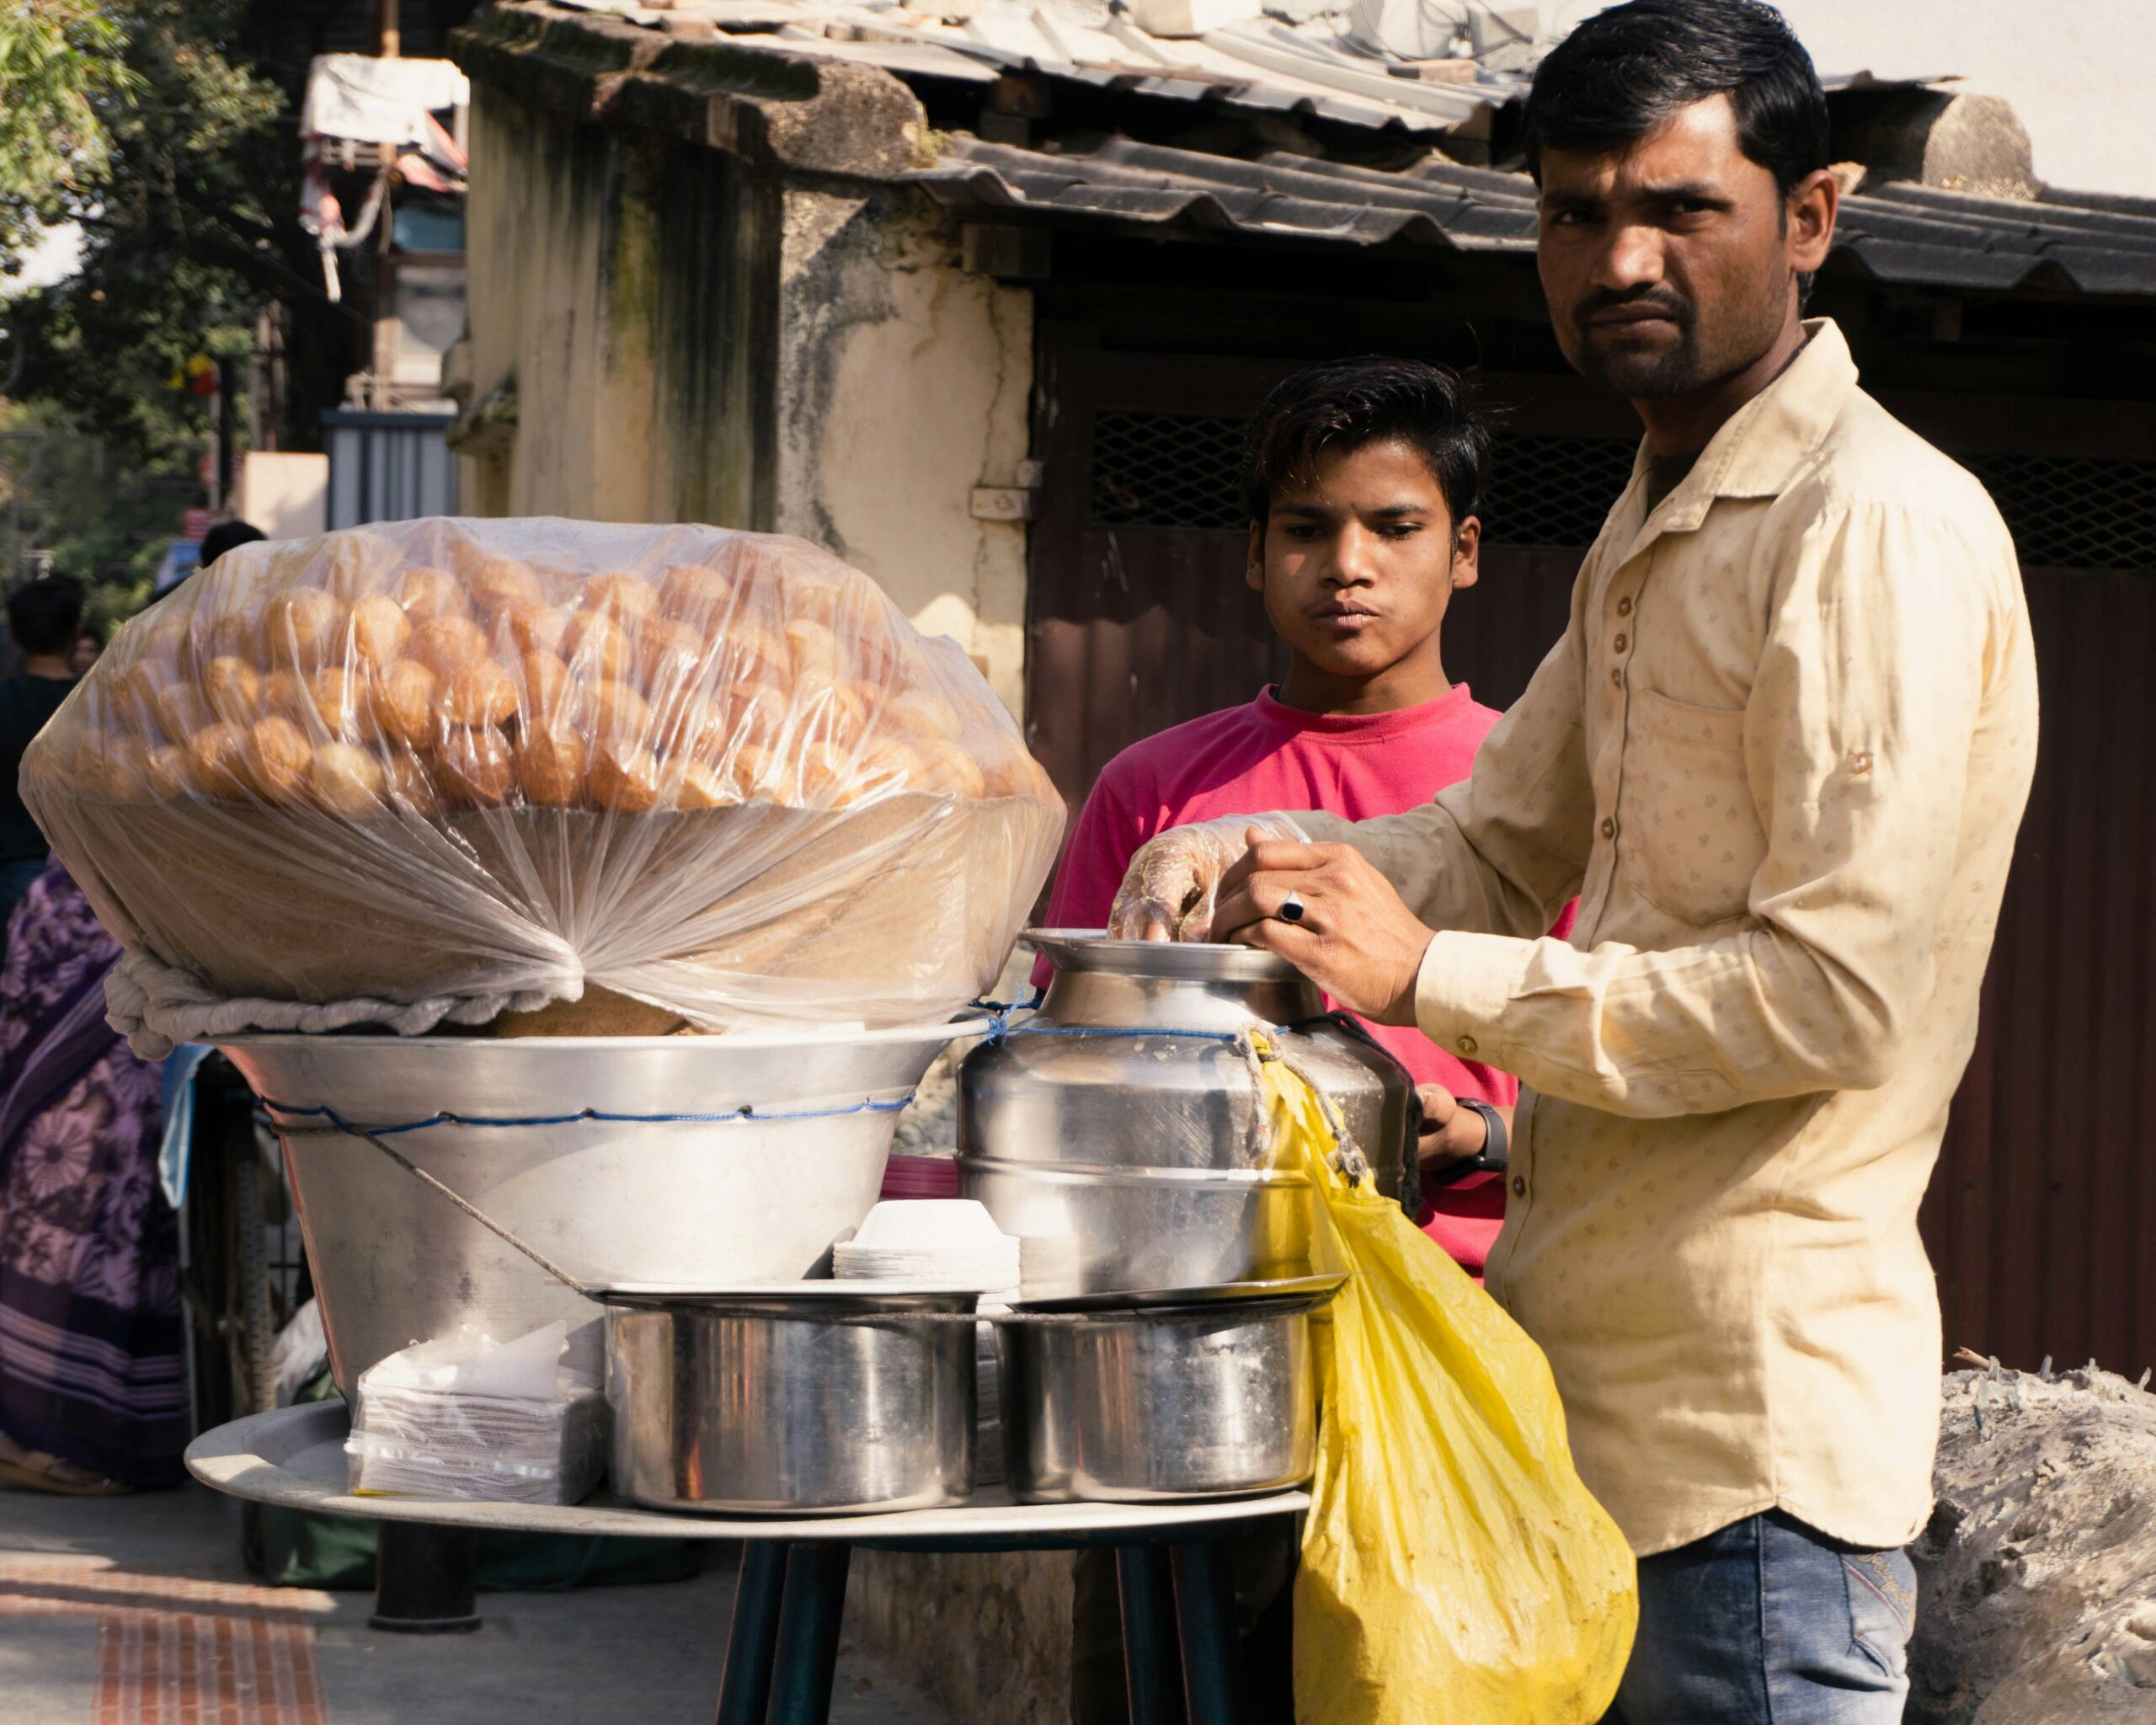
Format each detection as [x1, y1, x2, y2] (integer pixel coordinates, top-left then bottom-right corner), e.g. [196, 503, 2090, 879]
[958, 932, 1414, 1293]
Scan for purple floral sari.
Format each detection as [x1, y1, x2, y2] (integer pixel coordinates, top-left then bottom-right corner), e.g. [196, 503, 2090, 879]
[0, 864, 184, 1486]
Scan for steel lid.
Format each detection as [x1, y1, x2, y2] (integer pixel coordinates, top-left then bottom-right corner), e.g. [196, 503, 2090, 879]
[1022, 928, 1301, 984]
[1010, 1273, 1348, 1317]
[595, 1280, 985, 1311]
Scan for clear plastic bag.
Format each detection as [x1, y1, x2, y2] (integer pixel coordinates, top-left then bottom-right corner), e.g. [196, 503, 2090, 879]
[1250, 1034, 1637, 1724]
[1106, 813, 1309, 941]
[24, 517, 1065, 1050]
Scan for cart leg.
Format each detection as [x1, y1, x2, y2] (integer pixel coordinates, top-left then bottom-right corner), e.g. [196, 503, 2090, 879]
[370, 1521, 481, 1634]
[768, 1542, 852, 1725]
[717, 1541, 788, 1725]
[1171, 1542, 1239, 1725]
[1117, 1545, 1183, 1725]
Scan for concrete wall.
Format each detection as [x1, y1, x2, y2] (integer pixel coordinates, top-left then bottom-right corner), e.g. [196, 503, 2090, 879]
[456, 85, 1033, 712]
[846, 1550, 1074, 1725]
[776, 187, 1033, 711]
[458, 85, 777, 529]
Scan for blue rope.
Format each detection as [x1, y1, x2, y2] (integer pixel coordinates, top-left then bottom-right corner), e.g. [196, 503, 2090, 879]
[967, 992, 1342, 1050]
[259, 1094, 916, 1139]
[998, 1023, 1241, 1044]
[968, 990, 1044, 1043]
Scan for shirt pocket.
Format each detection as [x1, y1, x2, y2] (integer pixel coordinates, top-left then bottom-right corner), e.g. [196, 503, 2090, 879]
[1620, 686, 1764, 928]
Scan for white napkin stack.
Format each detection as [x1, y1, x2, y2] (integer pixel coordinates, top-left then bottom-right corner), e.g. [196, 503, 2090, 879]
[344, 1321, 606, 1505]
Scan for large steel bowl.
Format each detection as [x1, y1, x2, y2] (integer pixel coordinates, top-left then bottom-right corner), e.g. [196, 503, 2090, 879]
[220, 1023, 982, 1393]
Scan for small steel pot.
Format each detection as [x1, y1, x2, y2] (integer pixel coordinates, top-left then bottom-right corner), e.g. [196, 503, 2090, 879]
[1000, 1283, 1329, 1503]
[604, 1284, 977, 1514]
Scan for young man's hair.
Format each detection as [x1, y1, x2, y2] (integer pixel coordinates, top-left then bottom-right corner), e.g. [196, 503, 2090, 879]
[7, 576, 85, 660]
[1241, 356, 1489, 539]
[199, 519, 267, 568]
[1523, 0, 1828, 200]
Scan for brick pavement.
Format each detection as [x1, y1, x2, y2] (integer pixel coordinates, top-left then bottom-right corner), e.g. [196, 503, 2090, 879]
[0, 1483, 957, 1725]
[2, 1557, 335, 1724]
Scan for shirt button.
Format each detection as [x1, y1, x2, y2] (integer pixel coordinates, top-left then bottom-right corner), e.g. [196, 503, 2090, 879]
[1611, 668, 1624, 689]
[1457, 1035, 1478, 1056]
[1601, 816, 1617, 840]
[1614, 633, 1628, 653]
[1511, 1175, 1527, 1198]
[1616, 595, 1634, 617]
[1850, 751, 1874, 776]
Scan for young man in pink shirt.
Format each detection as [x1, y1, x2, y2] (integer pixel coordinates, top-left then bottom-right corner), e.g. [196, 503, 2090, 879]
[1040, 354, 1564, 1279]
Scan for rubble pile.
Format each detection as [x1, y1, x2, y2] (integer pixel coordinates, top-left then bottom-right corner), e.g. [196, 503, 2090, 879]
[1909, 1358, 2156, 1723]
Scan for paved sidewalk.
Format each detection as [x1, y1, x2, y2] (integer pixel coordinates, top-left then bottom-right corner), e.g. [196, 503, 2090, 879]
[0, 1481, 955, 1724]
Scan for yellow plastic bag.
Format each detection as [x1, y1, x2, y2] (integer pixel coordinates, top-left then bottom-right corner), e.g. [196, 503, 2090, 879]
[1250, 1035, 1637, 1724]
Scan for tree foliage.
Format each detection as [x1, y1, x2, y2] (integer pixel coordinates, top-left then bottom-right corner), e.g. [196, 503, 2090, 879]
[0, 0, 142, 270]
[3, 0, 373, 464]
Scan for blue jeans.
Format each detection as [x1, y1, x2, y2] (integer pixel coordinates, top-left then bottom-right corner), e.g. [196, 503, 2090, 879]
[1606, 1510, 1917, 1724]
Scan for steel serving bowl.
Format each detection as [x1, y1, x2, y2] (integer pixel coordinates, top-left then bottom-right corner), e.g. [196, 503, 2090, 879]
[998, 1283, 1331, 1503]
[604, 1284, 979, 1514]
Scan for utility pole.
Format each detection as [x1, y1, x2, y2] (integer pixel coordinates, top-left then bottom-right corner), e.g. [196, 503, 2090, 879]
[373, 0, 399, 410]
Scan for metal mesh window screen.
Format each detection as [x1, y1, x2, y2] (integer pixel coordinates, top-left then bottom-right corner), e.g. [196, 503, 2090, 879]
[1969, 455, 2156, 573]
[1084, 413, 2156, 569]
[1478, 434, 1636, 547]
[1091, 411, 1247, 530]
[1086, 412, 1639, 545]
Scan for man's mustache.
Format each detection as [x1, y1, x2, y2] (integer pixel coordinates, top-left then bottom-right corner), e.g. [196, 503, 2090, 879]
[1573, 286, 1695, 329]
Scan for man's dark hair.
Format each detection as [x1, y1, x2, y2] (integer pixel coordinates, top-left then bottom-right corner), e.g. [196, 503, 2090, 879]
[199, 519, 267, 568]
[1241, 357, 1489, 537]
[7, 576, 86, 659]
[1523, 0, 1828, 200]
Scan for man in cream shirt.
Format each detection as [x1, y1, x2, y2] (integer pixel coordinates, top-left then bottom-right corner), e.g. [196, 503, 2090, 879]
[1115, 2, 2037, 1717]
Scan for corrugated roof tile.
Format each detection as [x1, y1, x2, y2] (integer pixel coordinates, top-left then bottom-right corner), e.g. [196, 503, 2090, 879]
[908, 134, 2156, 296]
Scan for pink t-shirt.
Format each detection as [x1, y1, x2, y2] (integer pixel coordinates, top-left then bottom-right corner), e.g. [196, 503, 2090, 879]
[1035, 684, 1559, 1278]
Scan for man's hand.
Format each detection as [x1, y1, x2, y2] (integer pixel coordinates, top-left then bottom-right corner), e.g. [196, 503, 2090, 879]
[1417, 1085, 1508, 1174]
[1210, 828, 1436, 1026]
[1107, 814, 1310, 942]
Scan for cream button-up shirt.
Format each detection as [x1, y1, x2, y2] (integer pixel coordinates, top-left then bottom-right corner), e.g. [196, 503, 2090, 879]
[1295, 321, 2039, 1556]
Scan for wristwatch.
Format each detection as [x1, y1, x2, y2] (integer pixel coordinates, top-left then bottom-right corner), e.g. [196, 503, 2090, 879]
[1420, 1097, 1508, 1191]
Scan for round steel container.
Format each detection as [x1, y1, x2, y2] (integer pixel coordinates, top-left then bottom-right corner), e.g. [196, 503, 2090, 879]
[219, 1023, 981, 1394]
[999, 1291, 1320, 1502]
[604, 1287, 977, 1513]
[958, 932, 1412, 1294]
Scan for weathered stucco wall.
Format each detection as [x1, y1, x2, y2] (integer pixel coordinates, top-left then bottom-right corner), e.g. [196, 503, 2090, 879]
[846, 1549, 1073, 1725]
[776, 187, 1033, 713]
[458, 97, 1031, 710]
[458, 83, 778, 530]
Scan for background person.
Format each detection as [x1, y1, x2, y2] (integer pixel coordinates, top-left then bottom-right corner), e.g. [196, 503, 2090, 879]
[1115, 3, 2038, 1717]
[0, 862, 183, 1496]
[0, 577, 88, 937]
[1046, 356, 1574, 1725]
[1043, 356, 1543, 1272]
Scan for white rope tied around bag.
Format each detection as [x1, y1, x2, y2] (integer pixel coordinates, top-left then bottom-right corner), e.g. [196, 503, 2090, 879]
[1235, 1027, 1371, 1188]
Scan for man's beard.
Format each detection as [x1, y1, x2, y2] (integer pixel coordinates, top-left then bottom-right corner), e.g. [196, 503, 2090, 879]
[1568, 286, 1710, 399]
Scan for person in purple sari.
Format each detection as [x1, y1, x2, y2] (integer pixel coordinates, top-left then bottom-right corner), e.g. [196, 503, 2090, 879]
[0, 863, 184, 1494]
